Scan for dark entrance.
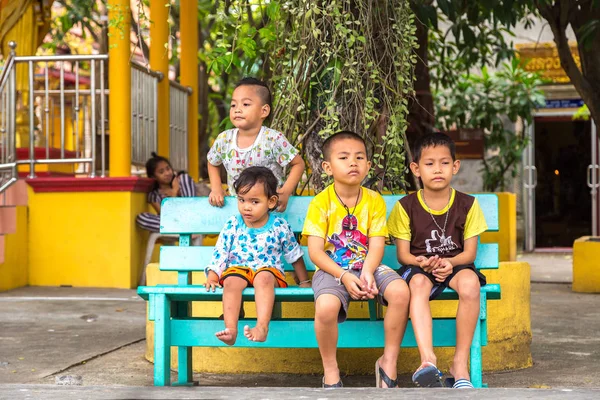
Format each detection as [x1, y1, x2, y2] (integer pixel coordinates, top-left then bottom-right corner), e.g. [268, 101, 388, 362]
[534, 118, 592, 247]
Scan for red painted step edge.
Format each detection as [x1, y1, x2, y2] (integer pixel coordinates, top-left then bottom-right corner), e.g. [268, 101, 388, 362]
[26, 177, 154, 193]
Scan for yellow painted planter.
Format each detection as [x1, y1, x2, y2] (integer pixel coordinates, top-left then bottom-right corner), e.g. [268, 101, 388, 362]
[573, 236, 600, 293]
[144, 261, 531, 374]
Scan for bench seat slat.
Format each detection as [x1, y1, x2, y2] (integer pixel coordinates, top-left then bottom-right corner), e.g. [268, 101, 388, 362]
[169, 318, 481, 348]
[159, 243, 499, 272]
[159, 194, 499, 234]
[138, 283, 501, 301]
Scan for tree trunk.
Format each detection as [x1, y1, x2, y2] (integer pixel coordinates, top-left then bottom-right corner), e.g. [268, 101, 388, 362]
[407, 1, 435, 142]
[538, 1, 600, 125]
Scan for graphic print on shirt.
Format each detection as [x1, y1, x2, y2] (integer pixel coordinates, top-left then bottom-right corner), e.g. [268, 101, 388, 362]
[326, 214, 369, 270]
[425, 229, 458, 254]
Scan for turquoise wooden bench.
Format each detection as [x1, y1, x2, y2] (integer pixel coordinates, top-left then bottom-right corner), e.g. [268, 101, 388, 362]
[138, 194, 501, 387]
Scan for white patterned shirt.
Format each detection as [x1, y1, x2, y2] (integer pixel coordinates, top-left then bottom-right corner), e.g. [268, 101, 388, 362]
[207, 126, 299, 194]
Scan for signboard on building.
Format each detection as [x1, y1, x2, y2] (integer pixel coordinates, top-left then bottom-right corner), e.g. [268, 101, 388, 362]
[516, 42, 580, 84]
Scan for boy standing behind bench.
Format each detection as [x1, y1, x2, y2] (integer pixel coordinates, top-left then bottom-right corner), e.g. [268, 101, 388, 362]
[388, 132, 488, 389]
[303, 131, 410, 388]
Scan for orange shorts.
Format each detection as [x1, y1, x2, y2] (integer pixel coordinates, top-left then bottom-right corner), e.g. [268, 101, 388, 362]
[220, 266, 288, 288]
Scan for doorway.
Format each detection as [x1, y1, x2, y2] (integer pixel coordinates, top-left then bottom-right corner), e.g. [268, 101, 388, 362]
[533, 118, 592, 247]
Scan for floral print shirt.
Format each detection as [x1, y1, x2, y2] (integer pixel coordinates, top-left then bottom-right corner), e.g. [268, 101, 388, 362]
[205, 213, 304, 278]
[207, 126, 299, 194]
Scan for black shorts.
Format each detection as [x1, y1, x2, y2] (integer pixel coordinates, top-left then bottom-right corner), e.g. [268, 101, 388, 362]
[397, 263, 486, 300]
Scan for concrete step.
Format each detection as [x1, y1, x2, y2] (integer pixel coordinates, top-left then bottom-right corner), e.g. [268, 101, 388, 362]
[0, 179, 28, 207]
[0, 206, 16, 235]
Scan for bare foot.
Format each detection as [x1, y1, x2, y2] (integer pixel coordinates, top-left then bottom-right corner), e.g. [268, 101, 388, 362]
[243, 324, 268, 342]
[215, 328, 237, 345]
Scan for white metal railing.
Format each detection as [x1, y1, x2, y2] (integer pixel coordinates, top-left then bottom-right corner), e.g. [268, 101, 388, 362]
[131, 62, 163, 167]
[169, 80, 191, 172]
[2, 42, 109, 178]
[0, 44, 17, 193]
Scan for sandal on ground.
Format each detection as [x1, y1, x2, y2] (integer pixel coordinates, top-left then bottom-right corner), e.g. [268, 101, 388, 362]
[412, 362, 444, 387]
[375, 358, 398, 388]
[445, 377, 474, 389]
[322, 376, 343, 388]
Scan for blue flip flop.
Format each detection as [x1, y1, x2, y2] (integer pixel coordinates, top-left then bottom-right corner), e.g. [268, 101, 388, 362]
[412, 362, 444, 387]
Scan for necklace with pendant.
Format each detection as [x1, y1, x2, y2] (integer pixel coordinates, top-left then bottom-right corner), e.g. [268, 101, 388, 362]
[333, 185, 361, 218]
[422, 189, 452, 238]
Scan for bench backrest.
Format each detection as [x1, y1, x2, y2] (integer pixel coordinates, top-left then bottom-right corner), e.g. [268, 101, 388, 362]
[159, 194, 499, 280]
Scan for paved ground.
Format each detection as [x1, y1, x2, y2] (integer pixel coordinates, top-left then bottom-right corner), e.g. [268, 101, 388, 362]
[2, 385, 599, 400]
[1, 253, 599, 399]
[518, 251, 573, 283]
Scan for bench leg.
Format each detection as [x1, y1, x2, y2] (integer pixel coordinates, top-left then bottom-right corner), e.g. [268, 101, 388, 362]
[173, 347, 196, 386]
[154, 294, 172, 386]
[470, 320, 483, 388]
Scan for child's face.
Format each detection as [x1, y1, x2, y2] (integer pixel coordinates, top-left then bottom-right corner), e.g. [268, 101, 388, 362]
[237, 183, 278, 227]
[152, 161, 174, 185]
[322, 138, 370, 187]
[229, 85, 270, 132]
[410, 145, 460, 192]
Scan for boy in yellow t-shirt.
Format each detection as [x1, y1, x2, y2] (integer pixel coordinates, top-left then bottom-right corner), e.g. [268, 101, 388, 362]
[387, 132, 488, 389]
[302, 131, 410, 389]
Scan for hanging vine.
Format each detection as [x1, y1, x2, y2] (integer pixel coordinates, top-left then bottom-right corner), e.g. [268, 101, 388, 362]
[267, 0, 417, 193]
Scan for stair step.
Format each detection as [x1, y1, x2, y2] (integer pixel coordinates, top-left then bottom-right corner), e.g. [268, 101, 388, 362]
[0, 180, 27, 207]
[0, 206, 16, 235]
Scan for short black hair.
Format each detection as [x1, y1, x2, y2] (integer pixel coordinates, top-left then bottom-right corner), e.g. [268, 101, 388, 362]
[322, 130, 367, 161]
[412, 132, 456, 163]
[234, 77, 272, 109]
[233, 166, 279, 202]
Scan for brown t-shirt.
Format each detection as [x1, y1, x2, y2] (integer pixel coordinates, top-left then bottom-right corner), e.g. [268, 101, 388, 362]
[387, 189, 488, 258]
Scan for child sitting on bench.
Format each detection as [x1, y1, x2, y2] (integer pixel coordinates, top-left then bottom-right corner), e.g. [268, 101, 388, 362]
[204, 166, 310, 345]
[388, 132, 488, 389]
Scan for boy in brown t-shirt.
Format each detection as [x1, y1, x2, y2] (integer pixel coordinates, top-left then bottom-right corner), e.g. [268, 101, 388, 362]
[388, 132, 488, 389]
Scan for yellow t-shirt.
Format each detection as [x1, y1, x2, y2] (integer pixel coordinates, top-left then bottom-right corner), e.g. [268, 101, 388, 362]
[302, 185, 388, 270]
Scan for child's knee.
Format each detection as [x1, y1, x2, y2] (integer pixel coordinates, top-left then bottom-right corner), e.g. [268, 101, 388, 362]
[253, 271, 276, 287]
[385, 280, 410, 306]
[456, 274, 480, 302]
[408, 274, 432, 293]
[315, 296, 342, 324]
[223, 276, 247, 290]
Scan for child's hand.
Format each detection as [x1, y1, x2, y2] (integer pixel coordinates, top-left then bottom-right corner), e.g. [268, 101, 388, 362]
[415, 255, 440, 273]
[299, 281, 312, 288]
[360, 271, 379, 297]
[342, 273, 369, 300]
[432, 258, 453, 282]
[208, 187, 225, 207]
[205, 271, 221, 292]
[276, 188, 291, 212]
[171, 175, 181, 196]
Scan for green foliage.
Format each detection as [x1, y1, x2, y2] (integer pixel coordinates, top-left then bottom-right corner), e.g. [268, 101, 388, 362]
[414, 0, 537, 89]
[197, 0, 417, 193]
[267, 0, 416, 192]
[435, 58, 545, 192]
[44, 0, 107, 52]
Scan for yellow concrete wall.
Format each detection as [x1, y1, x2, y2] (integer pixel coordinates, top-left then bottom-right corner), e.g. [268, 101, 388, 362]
[572, 237, 600, 293]
[480, 192, 517, 262]
[27, 187, 148, 288]
[0, 206, 29, 292]
[144, 261, 531, 374]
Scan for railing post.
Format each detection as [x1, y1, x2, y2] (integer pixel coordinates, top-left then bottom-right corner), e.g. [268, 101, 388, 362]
[108, 0, 132, 177]
[150, 0, 170, 159]
[180, 0, 199, 180]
